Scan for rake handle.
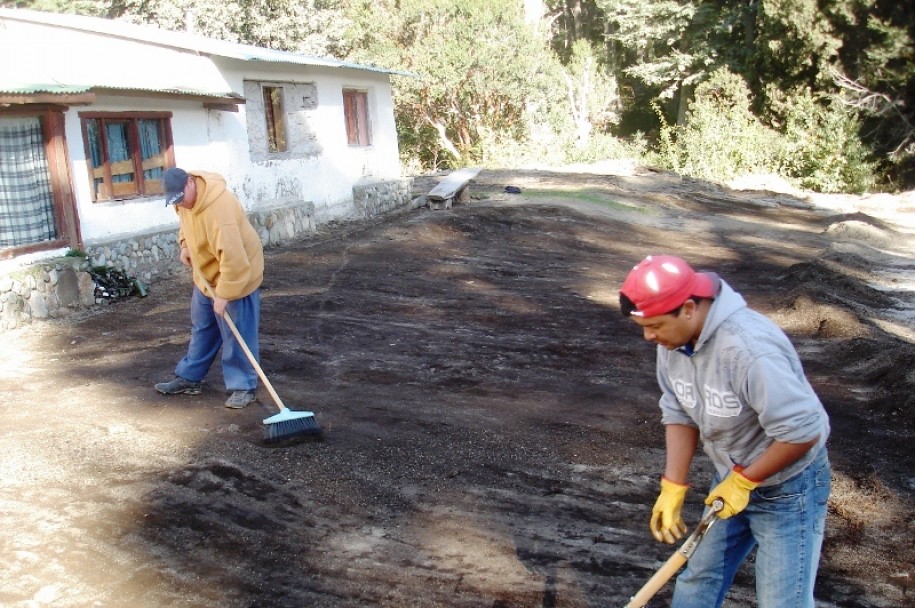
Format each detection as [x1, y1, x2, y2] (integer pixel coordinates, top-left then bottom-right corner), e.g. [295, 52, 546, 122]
[197, 275, 288, 413]
[623, 500, 724, 608]
[623, 552, 687, 608]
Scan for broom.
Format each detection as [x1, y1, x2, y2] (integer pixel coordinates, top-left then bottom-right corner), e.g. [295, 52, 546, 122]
[197, 275, 321, 443]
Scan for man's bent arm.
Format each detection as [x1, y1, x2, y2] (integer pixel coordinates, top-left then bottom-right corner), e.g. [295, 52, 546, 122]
[740, 437, 818, 482]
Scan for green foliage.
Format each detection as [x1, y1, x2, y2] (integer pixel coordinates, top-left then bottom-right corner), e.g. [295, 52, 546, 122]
[770, 87, 876, 193]
[598, 0, 706, 98]
[103, 0, 348, 55]
[827, 1, 914, 186]
[656, 69, 876, 192]
[656, 69, 782, 182]
[9, 0, 108, 14]
[349, 0, 561, 170]
[753, 0, 843, 94]
[560, 40, 622, 144]
[18, 0, 910, 189]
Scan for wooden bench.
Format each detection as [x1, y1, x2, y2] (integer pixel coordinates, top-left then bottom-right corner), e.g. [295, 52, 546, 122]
[426, 167, 481, 210]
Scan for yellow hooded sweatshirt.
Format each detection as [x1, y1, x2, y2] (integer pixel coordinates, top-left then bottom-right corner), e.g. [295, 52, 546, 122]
[176, 171, 264, 300]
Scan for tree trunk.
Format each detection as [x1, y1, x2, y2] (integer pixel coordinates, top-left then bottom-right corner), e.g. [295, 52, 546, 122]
[424, 115, 462, 160]
[676, 82, 693, 127]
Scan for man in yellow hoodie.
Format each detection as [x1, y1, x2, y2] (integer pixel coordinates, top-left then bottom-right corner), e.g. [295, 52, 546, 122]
[154, 167, 265, 409]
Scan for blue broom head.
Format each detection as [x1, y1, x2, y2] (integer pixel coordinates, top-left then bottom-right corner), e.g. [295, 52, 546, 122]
[263, 408, 321, 444]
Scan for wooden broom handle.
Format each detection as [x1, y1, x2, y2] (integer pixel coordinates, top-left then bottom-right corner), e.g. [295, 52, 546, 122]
[220, 311, 288, 412]
[197, 275, 289, 413]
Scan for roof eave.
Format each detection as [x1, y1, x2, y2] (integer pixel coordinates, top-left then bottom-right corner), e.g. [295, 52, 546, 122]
[0, 91, 96, 106]
[0, 87, 244, 109]
[91, 87, 245, 107]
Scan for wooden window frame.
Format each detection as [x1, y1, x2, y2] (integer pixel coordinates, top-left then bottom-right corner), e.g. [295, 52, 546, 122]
[78, 111, 175, 202]
[343, 89, 372, 147]
[0, 106, 81, 259]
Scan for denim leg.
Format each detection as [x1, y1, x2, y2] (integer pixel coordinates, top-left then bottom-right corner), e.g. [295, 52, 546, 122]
[175, 287, 222, 382]
[673, 449, 831, 608]
[217, 288, 260, 392]
[752, 449, 831, 608]
[671, 504, 757, 608]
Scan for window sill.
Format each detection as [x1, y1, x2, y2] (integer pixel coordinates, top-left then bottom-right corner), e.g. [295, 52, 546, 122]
[0, 239, 71, 260]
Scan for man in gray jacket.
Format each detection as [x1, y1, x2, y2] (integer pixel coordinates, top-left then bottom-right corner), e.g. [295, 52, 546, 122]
[619, 254, 831, 608]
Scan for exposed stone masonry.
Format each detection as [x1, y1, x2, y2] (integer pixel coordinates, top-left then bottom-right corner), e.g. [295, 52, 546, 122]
[353, 178, 415, 219]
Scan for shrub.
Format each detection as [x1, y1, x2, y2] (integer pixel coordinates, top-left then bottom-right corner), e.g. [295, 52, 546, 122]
[656, 69, 782, 182]
[771, 87, 876, 193]
[653, 69, 877, 193]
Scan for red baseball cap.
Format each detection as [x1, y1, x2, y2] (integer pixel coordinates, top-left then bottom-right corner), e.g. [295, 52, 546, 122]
[620, 255, 719, 317]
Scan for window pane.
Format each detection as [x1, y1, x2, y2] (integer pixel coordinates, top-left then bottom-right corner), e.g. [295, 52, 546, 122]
[81, 113, 173, 202]
[138, 119, 165, 194]
[343, 91, 358, 145]
[0, 117, 57, 248]
[105, 121, 137, 198]
[263, 86, 287, 153]
[85, 118, 107, 199]
[356, 93, 370, 146]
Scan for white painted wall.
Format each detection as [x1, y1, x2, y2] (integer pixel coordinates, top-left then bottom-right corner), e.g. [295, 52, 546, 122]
[69, 66, 402, 245]
[214, 60, 402, 223]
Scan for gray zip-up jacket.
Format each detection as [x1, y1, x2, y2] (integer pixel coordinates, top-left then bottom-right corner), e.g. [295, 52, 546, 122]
[657, 279, 830, 487]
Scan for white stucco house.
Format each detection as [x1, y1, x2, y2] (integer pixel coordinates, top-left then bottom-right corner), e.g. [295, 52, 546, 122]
[0, 8, 413, 327]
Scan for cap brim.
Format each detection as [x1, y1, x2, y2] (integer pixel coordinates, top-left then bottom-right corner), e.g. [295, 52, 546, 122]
[692, 272, 720, 298]
[165, 192, 184, 205]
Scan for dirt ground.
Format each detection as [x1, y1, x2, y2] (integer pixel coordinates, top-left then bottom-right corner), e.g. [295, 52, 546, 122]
[1, 166, 913, 608]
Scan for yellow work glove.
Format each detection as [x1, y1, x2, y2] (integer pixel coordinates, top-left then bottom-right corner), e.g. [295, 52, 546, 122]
[705, 469, 761, 519]
[650, 477, 689, 544]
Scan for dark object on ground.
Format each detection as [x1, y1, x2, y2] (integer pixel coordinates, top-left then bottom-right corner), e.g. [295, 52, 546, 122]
[89, 265, 146, 301]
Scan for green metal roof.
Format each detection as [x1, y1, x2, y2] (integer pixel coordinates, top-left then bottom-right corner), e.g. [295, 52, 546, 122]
[0, 84, 92, 95]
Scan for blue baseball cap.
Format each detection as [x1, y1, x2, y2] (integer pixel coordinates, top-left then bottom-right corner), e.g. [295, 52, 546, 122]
[163, 167, 189, 205]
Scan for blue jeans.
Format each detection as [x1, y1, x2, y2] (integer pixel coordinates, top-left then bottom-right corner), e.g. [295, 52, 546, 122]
[175, 286, 260, 392]
[672, 447, 831, 608]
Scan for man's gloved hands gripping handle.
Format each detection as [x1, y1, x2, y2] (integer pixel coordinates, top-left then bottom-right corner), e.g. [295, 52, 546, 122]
[650, 467, 761, 544]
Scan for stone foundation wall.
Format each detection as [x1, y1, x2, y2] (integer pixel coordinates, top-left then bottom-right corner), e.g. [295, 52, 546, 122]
[353, 178, 415, 219]
[0, 259, 98, 329]
[251, 199, 316, 247]
[0, 198, 320, 331]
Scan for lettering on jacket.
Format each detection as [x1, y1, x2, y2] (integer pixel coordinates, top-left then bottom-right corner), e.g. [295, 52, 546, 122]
[673, 380, 743, 417]
[704, 385, 743, 417]
[673, 380, 698, 409]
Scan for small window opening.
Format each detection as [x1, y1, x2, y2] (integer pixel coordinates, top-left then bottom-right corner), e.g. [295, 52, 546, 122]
[263, 86, 287, 153]
[343, 89, 371, 147]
